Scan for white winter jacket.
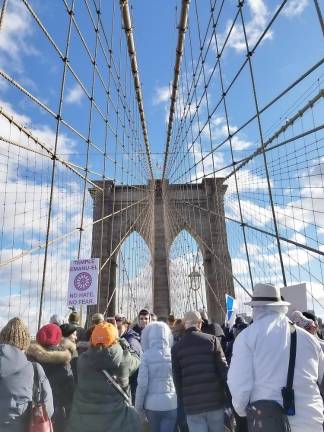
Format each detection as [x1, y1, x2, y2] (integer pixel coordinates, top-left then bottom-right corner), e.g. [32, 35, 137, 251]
[135, 322, 177, 412]
[228, 310, 324, 432]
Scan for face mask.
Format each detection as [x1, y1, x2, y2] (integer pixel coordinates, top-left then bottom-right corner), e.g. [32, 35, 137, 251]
[252, 307, 269, 321]
[252, 305, 289, 321]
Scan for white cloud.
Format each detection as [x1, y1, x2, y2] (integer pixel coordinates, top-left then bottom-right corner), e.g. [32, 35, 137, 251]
[237, 169, 271, 191]
[0, 99, 76, 159]
[115, 261, 153, 320]
[275, 159, 324, 233]
[0, 0, 38, 73]
[153, 85, 171, 105]
[169, 250, 207, 316]
[189, 141, 226, 182]
[283, 0, 309, 17]
[216, 0, 310, 54]
[231, 257, 253, 276]
[0, 248, 74, 334]
[217, 0, 273, 53]
[0, 99, 31, 126]
[153, 77, 208, 126]
[231, 135, 252, 151]
[231, 237, 320, 300]
[226, 198, 273, 227]
[225, 155, 324, 238]
[202, 116, 252, 151]
[65, 84, 85, 105]
[0, 102, 94, 331]
[290, 232, 306, 245]
[240, 242, 263, 256]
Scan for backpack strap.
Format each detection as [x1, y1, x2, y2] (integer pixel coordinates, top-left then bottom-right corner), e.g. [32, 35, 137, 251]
[286, 323, 297, 390]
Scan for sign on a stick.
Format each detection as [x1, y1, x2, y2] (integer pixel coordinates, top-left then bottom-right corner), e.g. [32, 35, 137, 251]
[67, 258, 99, 306]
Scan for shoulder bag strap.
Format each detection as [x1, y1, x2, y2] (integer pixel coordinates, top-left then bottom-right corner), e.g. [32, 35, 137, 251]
[31, 362, 41, 404]
[287, 323, 297, 390]
[101, 369, 131, 406]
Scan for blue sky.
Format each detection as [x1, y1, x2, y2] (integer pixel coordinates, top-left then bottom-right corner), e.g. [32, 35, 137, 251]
[0, 0, 322, 174]
[0, 0, 323, 327]
[130, 0, 323, 173]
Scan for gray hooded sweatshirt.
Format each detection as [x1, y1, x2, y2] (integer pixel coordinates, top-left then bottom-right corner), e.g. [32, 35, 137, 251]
[0, 343, 53, 431]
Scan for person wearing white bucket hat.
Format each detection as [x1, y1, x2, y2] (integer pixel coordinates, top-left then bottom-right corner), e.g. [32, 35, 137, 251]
[228, 282, 324, 432]
[245, 283, 290, 307]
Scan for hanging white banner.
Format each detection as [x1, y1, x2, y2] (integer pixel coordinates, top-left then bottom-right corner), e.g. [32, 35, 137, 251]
[67, 258, 99, 306]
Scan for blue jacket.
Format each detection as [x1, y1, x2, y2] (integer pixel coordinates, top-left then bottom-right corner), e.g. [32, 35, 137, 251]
[122, 328, 143, 357]
[0, 344, 53, 431]
[135, 322, 177, 412]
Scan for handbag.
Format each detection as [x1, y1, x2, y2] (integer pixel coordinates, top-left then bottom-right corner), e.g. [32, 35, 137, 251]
[246, 323, 297, 432]
[27, 363, 53, 432]
[246, 400, 290, 432]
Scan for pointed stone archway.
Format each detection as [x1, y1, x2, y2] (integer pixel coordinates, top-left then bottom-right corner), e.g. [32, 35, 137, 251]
[89, 178, 234, 323]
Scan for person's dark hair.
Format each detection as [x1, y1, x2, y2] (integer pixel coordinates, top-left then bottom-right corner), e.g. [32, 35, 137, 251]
[138, 309, 150, 317]
[235, 316, 246, 326]
[157, 316, 167, 323]
[302, 311, 317, 322]
[236, 322, 248, 331]
[168, 314, 176, 323]
[60, 323, 77, 338]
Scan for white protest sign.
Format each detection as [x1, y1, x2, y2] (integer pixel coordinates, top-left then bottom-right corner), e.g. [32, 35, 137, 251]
[67, 258, 99, 306]
[281, 283, 307, 317]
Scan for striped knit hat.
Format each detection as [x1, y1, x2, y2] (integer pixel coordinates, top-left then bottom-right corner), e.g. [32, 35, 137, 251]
[0, 317, 31, 351]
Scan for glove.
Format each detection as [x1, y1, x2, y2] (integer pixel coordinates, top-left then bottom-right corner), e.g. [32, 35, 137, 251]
[118, 338, 131, 350]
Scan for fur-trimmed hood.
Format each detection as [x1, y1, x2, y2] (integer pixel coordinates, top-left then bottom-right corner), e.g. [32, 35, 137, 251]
[27, 340, 72, 365]
[61, 338, 77, 355]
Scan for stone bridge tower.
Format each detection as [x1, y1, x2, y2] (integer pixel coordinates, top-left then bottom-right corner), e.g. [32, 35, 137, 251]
[89, 178, 234, 323]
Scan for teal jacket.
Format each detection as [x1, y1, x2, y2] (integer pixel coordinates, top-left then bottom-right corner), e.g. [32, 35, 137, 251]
[67, 340, 141, 432]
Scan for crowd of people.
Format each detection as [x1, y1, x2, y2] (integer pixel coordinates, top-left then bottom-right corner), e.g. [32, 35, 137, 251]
[0, 283, 324, 432]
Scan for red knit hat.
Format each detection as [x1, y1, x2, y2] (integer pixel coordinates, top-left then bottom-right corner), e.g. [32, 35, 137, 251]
[36, 323, 62, 347]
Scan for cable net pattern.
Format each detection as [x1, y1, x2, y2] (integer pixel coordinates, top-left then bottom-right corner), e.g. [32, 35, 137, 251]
[0, 0, 153, 332]
[0, 0, 323, 327]
[163, 0, 324, 318]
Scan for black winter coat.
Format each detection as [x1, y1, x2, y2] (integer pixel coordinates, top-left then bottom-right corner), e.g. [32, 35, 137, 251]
[27, 339, 75, 431]
[171, 327, 228, 415]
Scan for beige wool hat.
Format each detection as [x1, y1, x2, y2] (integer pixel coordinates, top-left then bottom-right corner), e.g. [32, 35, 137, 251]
[183, 310, 202, 327]
[0, 317, 31, 351]
[92, 313, 105, 322]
